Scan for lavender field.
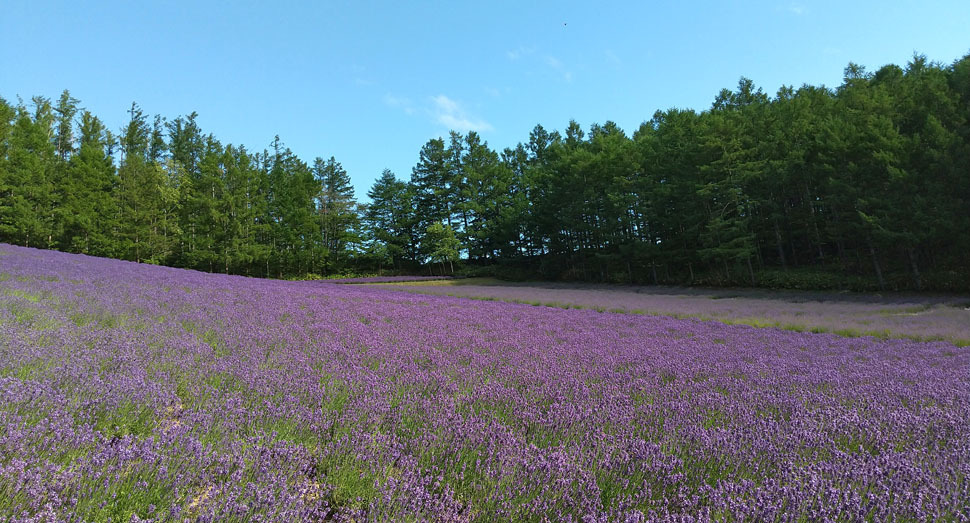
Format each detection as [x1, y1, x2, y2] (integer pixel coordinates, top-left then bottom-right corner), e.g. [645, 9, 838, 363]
[326, 276, 455, 284]
[378, 280, 970, 346]
[1, 244, 969, 521]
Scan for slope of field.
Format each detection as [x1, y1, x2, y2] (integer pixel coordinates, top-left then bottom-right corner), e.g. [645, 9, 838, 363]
[1, 244, 968, 521]
[375, 279, 970, 345]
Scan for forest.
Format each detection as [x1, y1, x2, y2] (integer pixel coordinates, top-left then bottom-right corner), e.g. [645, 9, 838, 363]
[1, 53, 968, 291]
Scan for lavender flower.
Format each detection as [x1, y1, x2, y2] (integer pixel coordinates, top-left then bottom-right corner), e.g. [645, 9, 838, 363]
[0, 243, 967, 521]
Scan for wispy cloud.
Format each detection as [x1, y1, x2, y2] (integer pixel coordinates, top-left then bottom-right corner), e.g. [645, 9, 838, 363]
[430, 95, 493, 132]
[543, 54, 574, 82]
[787, 3, 806, 15]
[605, 49, 622, 67]
[351, 64, 376, 87]
[383, 94, 415, 115]
[385, 92, 492, 132]
[506, 46, 535, 61]
[506, 45, 574, 82]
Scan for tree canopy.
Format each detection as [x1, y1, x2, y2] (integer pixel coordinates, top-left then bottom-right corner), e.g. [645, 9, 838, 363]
[2, 52, 969, 290]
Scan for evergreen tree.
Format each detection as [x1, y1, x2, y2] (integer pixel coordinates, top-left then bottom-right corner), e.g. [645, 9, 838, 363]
[58, 111, 118, 255]
[116, 102, 180, 263]
[53, 90, 80, 161]
[266, 136, 322, 276]
[313, 156, 359, 268]
[410, 137, 450, 235]
[3, 51, 969, 290]
[365, 169, 418, 268]
[0, 102, 57, 248]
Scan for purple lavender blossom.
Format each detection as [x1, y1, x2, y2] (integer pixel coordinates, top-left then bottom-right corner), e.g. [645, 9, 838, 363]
[325, 275, 455, 284]
[1, 243, 968, 521]
[380, 281, 970, 345]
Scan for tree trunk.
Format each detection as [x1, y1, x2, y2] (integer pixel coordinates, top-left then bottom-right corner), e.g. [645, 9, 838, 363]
[907, 248, 922, 291]
[804, 185, 825, 261]
[773, 220, 787, 269]
[867, 235, 886, 291]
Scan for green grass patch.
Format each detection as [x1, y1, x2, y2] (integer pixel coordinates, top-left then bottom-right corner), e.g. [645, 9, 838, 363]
[374, 277, 505, 287]
[2, 300, 58, 329]
[0, 358, 57, 381]
[91, 401, 157, 440]
[2, 288, 43, 302]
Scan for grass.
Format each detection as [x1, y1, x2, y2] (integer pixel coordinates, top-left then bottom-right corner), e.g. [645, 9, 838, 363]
[371, 277, 506, 287]
[382, 287, 970, 347]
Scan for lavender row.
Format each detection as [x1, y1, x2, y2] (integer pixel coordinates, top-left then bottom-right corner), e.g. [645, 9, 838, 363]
[381, 282, 970, 345]
[325, 275, 455, 284]
[1, 244, 968, 521]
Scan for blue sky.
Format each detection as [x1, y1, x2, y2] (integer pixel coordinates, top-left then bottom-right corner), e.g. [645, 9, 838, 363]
[2, 1, 969, 198]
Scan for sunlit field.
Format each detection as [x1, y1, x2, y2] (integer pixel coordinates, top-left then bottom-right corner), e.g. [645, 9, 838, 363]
[2, 244, 969, 521]
[376, 279, 970, 346]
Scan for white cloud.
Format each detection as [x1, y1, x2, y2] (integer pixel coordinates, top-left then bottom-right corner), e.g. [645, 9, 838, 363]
[431, 94, 460, 115]
[506, 46, 574, 82]
[385, 93, 493, 132]
[383, 94, 416, 115]
[430, 95, 493, 133]
[605, 49, 622, 66]
[543, 54, 573, 82]
[506, 46, 535, 61]
[788, 3, 806, 15]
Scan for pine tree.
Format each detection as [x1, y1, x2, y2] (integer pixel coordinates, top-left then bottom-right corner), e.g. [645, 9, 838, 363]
[365, 169, 417, 268]
[313, 156, 359, 268]
[0, 101, 56, 248]
[410, 137, 450, 231]
[58, 111, 118, 255]
[116, 102, 180, 263]
[266, 137, 321, 276]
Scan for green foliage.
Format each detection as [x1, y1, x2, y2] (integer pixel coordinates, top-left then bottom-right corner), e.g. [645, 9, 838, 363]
[2, 51, 969, 290]
[57, 111, 119, 256]
[0, 100, 57, 248]
[314, 156, 360, 272]
[424, 222, 460, 274]
[365, 169, 419, 268]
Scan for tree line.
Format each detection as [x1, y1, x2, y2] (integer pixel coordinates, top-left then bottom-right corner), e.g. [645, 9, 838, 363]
[0, 96, 360, 278]
[2, 52, 969, 290]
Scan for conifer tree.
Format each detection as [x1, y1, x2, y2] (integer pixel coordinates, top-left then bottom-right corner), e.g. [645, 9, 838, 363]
[313, 156, 359, 267]
[58, 111, 118, 255]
